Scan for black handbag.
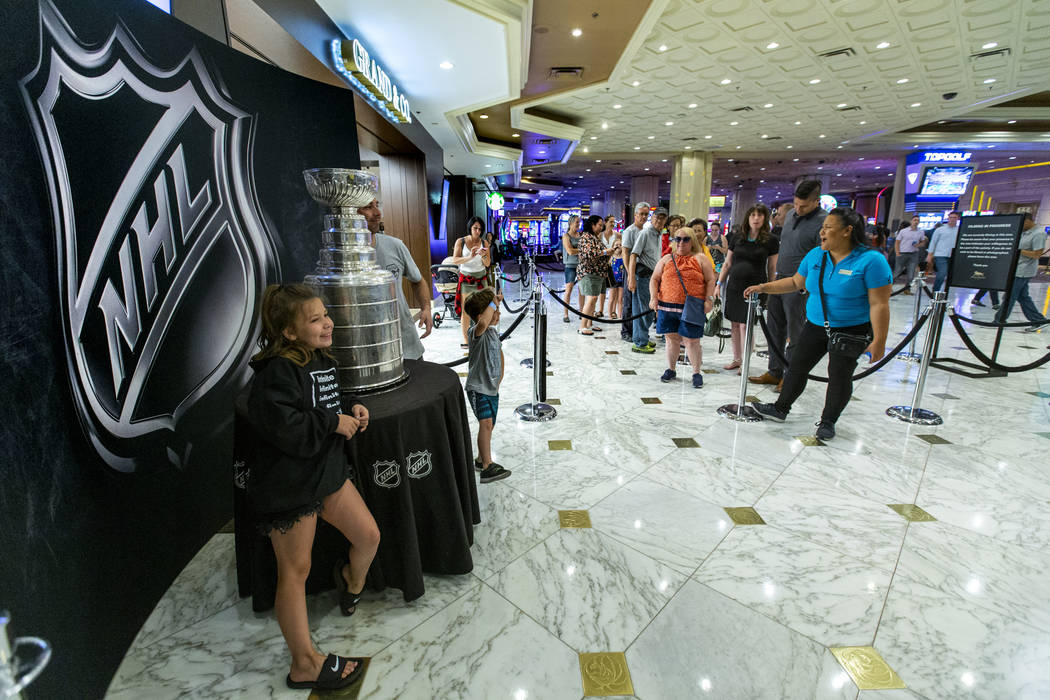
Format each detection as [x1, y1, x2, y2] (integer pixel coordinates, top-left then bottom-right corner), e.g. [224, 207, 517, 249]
[670, 254, 707, 326]
[818, 253, 871, 359]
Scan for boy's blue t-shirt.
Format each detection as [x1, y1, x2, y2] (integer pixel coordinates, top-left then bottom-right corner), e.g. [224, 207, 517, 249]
[798, 246, 893, 327]
[465, 322, 502, 396]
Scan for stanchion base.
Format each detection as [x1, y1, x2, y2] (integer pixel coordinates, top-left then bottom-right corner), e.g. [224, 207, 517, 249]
[717, 404, 764, 422]
[520, 358, 552, 368]
[896, 353, 922, 363]
[886, 406, 943, 425]
[515, 402, 557, 422]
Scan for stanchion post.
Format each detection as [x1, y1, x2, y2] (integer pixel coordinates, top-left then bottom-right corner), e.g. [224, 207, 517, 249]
[897, 274, 925, 363]
[717, 294, 763, 422]
[516, 268, 557, 422]
[519, 254, 551, 369]
[887, 291, 945, 425]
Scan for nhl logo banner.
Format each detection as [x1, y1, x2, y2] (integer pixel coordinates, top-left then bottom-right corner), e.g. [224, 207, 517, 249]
[19, 0, 279, 472]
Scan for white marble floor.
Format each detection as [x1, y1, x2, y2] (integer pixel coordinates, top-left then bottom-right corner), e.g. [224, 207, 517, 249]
[107, 274, 1050, 699]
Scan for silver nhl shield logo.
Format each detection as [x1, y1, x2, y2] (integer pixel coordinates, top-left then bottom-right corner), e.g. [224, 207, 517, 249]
[373, 460, 401, 489]
[406, 450, 433, 479]
[19, 1, 277, 472]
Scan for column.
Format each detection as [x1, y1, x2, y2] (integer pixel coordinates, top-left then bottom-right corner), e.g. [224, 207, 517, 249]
[670, 151, 714, 222]
[590, 199, 604, 217]
[729, 184, 757, 232]
[603, 190, 625, 222]
[886, 155, 908, 229]
[630, 176, 659, 209]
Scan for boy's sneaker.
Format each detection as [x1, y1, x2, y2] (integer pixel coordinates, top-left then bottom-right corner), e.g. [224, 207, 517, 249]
[692, 372, 704, 388]
[632, 344, 655, 354]
[815, 421, 836, 441]
[479, 463, 511, 483]
[751, 401, 787, 421]
[660, 369, 677, 382]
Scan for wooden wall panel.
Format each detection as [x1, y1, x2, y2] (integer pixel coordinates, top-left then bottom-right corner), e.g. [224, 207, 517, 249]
[379, 154, 433, 302]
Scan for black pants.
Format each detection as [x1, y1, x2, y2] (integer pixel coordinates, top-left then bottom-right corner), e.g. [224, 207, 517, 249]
[774, 321, 872, 424]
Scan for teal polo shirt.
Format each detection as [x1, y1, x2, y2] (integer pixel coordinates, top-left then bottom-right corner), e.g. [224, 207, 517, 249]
[798, 246, 893, 327]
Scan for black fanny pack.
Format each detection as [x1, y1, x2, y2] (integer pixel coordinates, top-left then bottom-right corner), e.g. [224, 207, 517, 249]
[818, 253, 871, 359]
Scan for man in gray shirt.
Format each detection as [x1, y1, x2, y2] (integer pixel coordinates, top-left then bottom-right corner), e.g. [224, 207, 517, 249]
[629, 207, 666, 352]
[358, 199, 433, 360]
[620, 202, 650, 341]
[750, 181, 825, 390]
[994, 212, 1049, 331]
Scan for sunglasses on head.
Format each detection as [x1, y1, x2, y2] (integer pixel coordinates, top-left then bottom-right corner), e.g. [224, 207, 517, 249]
[674, 236, 692, 243]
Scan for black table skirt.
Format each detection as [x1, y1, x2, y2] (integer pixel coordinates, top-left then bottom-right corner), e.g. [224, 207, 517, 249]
[234, 359, 480, 610]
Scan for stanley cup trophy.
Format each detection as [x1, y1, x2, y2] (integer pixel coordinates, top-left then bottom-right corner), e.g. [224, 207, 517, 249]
[303, 168, 408, 393]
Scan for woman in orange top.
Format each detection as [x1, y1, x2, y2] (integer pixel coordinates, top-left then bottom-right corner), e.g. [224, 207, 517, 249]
[649, 228, 716, 388]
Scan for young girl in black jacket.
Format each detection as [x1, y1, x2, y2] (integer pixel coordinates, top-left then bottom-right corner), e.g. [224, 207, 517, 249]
[246, 284, 379, 691]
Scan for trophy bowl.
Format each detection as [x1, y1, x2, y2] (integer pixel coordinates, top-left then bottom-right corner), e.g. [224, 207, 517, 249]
[303, 168, 379, 209]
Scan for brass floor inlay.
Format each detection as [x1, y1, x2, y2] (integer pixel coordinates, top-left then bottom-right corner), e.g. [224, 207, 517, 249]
[641, 397, 662, 404]
[546, 371, 554, 376]
[605, 350, 619, 354]
[547, 398, 561, 405]
[548, 440, 573, 451]
[704, 368, 719, 373]
[917, 434, 952, 445]
[620, 369, 637, 375]
[309, 657, 371, 699]
[745, 395, 760, 403]
[829, 646, 906, 690]
[594, 335, 607, 339]
[795, 435, 826, 447]
[887, 504, 937, 522]
[672, 437, 699, 448]
[724, 506, 765, 525]
[558, 510, 592, 528]
[579, 652, 634, 696]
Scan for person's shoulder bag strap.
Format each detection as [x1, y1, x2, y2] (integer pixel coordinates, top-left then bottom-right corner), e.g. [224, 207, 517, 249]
[817, 251, 832, 337]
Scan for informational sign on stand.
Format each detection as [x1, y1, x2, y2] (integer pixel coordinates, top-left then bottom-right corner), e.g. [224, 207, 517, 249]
[948, 214, 1025, 291]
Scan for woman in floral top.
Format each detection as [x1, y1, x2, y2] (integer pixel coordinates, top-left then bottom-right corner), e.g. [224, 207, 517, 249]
[576, 215, 609, 336]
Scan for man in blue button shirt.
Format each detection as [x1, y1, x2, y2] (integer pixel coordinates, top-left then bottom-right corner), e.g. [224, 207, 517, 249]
[925, 211, 961, 292]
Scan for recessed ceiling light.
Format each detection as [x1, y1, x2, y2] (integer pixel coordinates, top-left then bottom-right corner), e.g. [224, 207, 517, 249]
[836, 173, 842, 176]
[684, 145, 692, 149]
[730, 121, 739, 126]
[661, 159, 668, 162]
[819, 134, 826, 138]
[837, 103, 848, 108]
[761, 134, 769, 138]
[766, 42, 779, 49]
[727, 158, 734, 162]
[439, 60, 454, 70]
[620, 180, 624, 184]
[513, 133, 520, 137]
[896, 78, 909, 84]
[537, 149, 545, 154]
[817, 166, 823, 169]
[982, 41, 998, 49]
[1009, 156, 1016, 159]
[910, 102, 922, 107]
[644, 167, 650, 171]
[858, 157, 865, 160]
[632, 80, 640, 86]
[984, 78, 996, 84]
[484, 164, 491, 168]
[658, 44, 668, 52]
[601, 122, 609, 129]
[720, 78, 732, 85]
[763, 103, 773, 108]
[793, 158, 799, 161]
[794, 121, 802, 125]
[874, 166, 881, 169]
[786, 145, 793, 149]
[837, 145, 843, 149]
[704, 135, 712, 139]
[665, 121, 674, 126]
[809, 78, 821, 84]
[759, 179, 764, 183]
[688, 103, 698, 109]
[760, 167, 765, 170]
[736, 145, 741, 149]
[876, 41, 890, 49]
[595, 159, 601, 163]
[571, 28, 582, 37]
[582, 147, 588, 153]
[1007, 119, 1016, 124]
[666, 180, 671, 184]
[859, 121, 867, 125]
[647, 135, 655, 139]
[589, 136, 597, 140]
[633, 146, 641, 150]
[586, 168, 591, 171]
[479, 114, 489, 119]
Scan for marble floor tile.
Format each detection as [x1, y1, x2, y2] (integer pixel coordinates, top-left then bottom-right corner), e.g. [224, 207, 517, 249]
[695, 419, 808, 467]
[695, 526, 892, 647]
[129, 533, 240, 649]
[857, 690, 929, 700]
[491, 529, 686, 651]
[627, 581, 859, 700]
[875, 577, 1050, 700]
[567, 410, 680, 474]
[361, 583, 582, 700]
[468, 481, 560, 580]
[506, 449, 639, 510]
[643, 448, 786, 505]
[894, 521, 1050, 632]
[590, 478, 734, 575]
[784, 444, 928, 505]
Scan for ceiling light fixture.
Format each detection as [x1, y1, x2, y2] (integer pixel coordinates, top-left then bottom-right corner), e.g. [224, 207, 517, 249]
[876, 41, 890, 49]
[837, 103, 847, 108]
[658, 44, 668, 52]
[983, 78, 996, 84]
[633, 146, 641, 150]
[571, 28, 582, 37]
[439, 60, 454, 70]
[688, 103, 698, 109]
[1007, 119, 1016, 124]
[859, 121, 867, 125]
[794, 121, 802, 125]
[513, 133, 520, 137]
[761, 134, 768, 138]
[661, 159, 668, 162]
[484, 164, 491, 168]
[632, 80, 640, 87]
[910, 102, 922, 107]
[647, 135, 655, 139]
[896, 78, 909, 84]
[809, 78, 821, 84]
[479, 114, 489, 119]
[589, 136, 597, 140]
[601, 122, 609, 129]
[763, 103, 773, 108]
[786, 145, 793, 149]
[720, 78, 732, 85]
[766, 42, 779, 49]
[819, 134, 826, 138]
[982, 41, 998, 49]
[613, 104, 622, 109]
[582, 147, 589, 153]
[665, 121, 674, 126]
[644, 167, 650, 171]
[595, 159, 601, 163]
[793, 158, 799, 161]
[704, 134, 712, 139]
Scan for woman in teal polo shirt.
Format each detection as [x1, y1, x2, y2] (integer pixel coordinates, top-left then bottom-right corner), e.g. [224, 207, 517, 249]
[743, 207, 892, 440]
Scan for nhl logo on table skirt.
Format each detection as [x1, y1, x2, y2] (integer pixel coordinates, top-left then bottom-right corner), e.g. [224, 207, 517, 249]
[406, 450, 433, 479]
[373, 460, 401, 488]
[19, 1, 278, 472]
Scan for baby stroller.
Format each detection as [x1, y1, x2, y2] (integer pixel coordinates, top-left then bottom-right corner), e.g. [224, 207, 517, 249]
[430, 260, 460, 327]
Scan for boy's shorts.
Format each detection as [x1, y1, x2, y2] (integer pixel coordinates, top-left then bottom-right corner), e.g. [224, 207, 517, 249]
[466, 390, 499, 423]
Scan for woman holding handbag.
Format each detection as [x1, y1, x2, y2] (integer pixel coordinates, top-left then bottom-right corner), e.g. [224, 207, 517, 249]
[649, 228, 716, 388]
[744, 207, 892, 440]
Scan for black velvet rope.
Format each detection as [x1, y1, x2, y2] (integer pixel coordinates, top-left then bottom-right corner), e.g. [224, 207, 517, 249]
[951, 312, 1034, 328]
[541, 280, 650, 324]
[756, 308, 931, 383]
[440, 306, 531, 368]
[890, 284, 910, 297]
[500, 274, 522, 283]
[501, 295, 531, 314]
[947, 311, 1050, 373]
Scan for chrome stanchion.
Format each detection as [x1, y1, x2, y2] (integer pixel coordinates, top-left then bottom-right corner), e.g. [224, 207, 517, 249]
[887, 291, 946, 425]
[516, 279, 557, 422]
[718, 294, 763, 422]
[897, 274, 925, 363]
[519, 255, 551, 369]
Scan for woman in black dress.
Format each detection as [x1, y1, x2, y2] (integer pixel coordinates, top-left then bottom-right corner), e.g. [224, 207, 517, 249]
[713, 204, 779, 371]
